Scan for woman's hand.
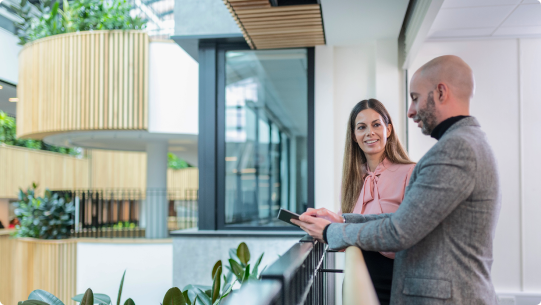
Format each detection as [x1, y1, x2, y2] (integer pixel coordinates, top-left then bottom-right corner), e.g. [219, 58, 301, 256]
[303, 208, 345, 223]
[291, 214, 331, 242]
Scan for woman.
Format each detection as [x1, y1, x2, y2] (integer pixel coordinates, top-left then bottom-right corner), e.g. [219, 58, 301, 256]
[296, 99, 415, 305]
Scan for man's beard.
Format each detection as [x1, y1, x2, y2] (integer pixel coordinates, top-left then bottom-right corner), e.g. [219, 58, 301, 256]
[415, 92, 438, 135]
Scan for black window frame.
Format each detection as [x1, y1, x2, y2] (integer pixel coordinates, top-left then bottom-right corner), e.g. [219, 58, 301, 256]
[198, 39, 314, 231]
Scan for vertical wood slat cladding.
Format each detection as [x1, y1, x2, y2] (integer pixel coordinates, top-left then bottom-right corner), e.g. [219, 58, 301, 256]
[0, 233, 78, 305]
[17, 31, 149, 140]
[0, 144, 89, 199]
[223, 1, 325, 50]
[0, 145, 200, 199]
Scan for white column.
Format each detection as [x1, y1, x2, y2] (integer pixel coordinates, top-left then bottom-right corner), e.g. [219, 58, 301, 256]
[144, 142, 169, 239]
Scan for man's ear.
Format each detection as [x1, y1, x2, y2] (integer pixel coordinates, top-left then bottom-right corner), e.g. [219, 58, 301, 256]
[437, 83, 448, 103]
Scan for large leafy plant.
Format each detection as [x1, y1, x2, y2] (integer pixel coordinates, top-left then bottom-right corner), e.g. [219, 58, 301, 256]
[17, 244, 266, 305]
[178, 242, 266, 305]
[11, 0, 147, 46]
[19, 270, 132, 305]
[13, 183, 75, 239]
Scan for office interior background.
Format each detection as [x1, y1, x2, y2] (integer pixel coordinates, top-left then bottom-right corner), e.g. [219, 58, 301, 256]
[0, 0, 540, 304]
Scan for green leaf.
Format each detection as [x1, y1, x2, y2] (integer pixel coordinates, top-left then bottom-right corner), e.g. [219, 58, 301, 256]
[211, 261, 222, 280]
[237, 242, 250, 265]
[72, 293, 110, 304]
[211, 266, 221, 303]
[162, 287, 186, 305]
[250, 253, 264, 279]
[18, 301, 50, 305]
[195, 289, 212, 305]
[80, 289, 94, 305]
[219, 277, 236, 302]
[28, 289, 65, 305]
[117, 270, 126, 305]
[244, 264, 250, 282]
[182, 285, 210, 304]
[182, 290, 191, 305]
[228, 248, 238, 261]
[123, 298, 134, 305]
[222, 272, 235, 293]
[228, 259, 245, 283]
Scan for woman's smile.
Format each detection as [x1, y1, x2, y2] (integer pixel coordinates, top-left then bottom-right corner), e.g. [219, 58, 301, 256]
[364, 139, 380, 146]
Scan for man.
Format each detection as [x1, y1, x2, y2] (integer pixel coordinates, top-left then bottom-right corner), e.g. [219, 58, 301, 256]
[292, 55, 501, 304]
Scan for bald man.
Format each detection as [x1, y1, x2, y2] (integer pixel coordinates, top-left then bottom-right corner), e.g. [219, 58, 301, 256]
[292, 55, 501, 304]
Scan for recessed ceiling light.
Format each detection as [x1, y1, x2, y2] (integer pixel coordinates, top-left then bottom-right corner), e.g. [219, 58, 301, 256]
[0, 86, 3, 89]
[9, 98, 19, 102]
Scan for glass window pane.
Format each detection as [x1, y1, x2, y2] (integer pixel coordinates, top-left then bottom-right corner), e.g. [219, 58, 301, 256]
[224, 49, 308, 226]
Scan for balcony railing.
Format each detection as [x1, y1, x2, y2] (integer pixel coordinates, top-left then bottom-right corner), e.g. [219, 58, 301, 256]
[56, 188, 198, 238]
[224, 235, 336, 305]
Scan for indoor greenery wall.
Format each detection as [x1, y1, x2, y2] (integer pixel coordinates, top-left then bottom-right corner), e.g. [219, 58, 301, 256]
[11, 0, 147, 46]
[0, 110, 80, 156]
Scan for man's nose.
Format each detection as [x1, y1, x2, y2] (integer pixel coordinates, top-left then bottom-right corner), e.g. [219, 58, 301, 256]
[407, 101, 416, 118]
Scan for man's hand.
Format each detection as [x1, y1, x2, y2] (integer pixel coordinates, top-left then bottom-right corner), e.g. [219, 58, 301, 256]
[303, 208, 345, 223]
[291, 213, 331, 242]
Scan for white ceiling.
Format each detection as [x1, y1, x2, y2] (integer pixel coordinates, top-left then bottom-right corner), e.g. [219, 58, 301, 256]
[428, 0, 541, 39]
[321, 0, 410, 45]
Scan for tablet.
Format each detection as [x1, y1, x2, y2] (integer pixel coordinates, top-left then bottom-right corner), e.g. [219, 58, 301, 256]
[277, 208, 301, 227]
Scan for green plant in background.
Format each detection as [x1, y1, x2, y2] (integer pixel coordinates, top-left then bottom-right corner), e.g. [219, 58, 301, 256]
[179, 242, 266, 305]
[72, 270, 128, 305]
[11, 0, 147, 46]
[17, 244, 266, 305]
[19, 270, 132, 304]
[111, 221, 137, 230]
[168, 153, 192, 170]
[13, 183, 74, 239]
[0, 110, 81, 156]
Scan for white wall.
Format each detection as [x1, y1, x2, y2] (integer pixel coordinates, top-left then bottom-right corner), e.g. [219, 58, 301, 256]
[407, 38, 541, 295]
[314, 40, 404, 212]
[148, 41, 198, 135]
[173, 236, 300, 290]
[77, 242, 173, 304]
[0, 28, 21, 84]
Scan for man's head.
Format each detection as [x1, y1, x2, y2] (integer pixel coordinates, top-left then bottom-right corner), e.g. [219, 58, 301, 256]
[408, 55, 475, 135]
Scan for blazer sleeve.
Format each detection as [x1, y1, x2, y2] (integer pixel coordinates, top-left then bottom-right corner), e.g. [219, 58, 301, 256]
[343, 213, 392, 223]
[327, 137, 477, 251]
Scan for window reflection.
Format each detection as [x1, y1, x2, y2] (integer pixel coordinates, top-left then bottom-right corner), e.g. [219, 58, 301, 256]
[225, 49, 308, 226]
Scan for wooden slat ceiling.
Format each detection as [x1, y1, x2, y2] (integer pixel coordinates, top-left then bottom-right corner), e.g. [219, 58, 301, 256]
[223, 0, 325, 49]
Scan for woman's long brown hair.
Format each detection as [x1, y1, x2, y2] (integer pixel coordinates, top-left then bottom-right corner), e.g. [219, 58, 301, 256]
[341, 99, 414, 213]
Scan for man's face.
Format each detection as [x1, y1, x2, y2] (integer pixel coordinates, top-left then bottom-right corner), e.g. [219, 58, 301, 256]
[408, 75, 439, 135]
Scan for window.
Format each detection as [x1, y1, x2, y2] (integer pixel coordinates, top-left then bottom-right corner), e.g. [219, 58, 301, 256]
[197, 41, 313, 230]
[224, 49, 309, 226]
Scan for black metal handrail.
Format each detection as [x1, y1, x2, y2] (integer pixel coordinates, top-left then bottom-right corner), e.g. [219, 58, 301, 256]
[223, 235, 334, 305]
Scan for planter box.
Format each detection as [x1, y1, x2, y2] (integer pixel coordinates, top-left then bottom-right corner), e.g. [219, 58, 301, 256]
[0, 231, 77, 305]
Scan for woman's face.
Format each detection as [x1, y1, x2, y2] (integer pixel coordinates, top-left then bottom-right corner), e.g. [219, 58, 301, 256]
[354, 108, 392, 157]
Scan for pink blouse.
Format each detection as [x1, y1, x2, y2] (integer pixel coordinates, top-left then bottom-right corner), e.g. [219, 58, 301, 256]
[344, 158, 415, 259]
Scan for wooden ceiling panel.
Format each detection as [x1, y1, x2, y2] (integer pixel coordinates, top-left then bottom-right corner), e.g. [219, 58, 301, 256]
[223, 0, 325, 49]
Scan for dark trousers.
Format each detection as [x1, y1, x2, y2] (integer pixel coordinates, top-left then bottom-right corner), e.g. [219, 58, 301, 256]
[361, 249, 394, 305]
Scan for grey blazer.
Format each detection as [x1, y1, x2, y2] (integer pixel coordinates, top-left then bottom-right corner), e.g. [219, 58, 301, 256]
[327, 117, 501, 304]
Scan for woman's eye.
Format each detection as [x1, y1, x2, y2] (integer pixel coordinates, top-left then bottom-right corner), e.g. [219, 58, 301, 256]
[357, 126, 364, 130]
[374, 123, 381, 127]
